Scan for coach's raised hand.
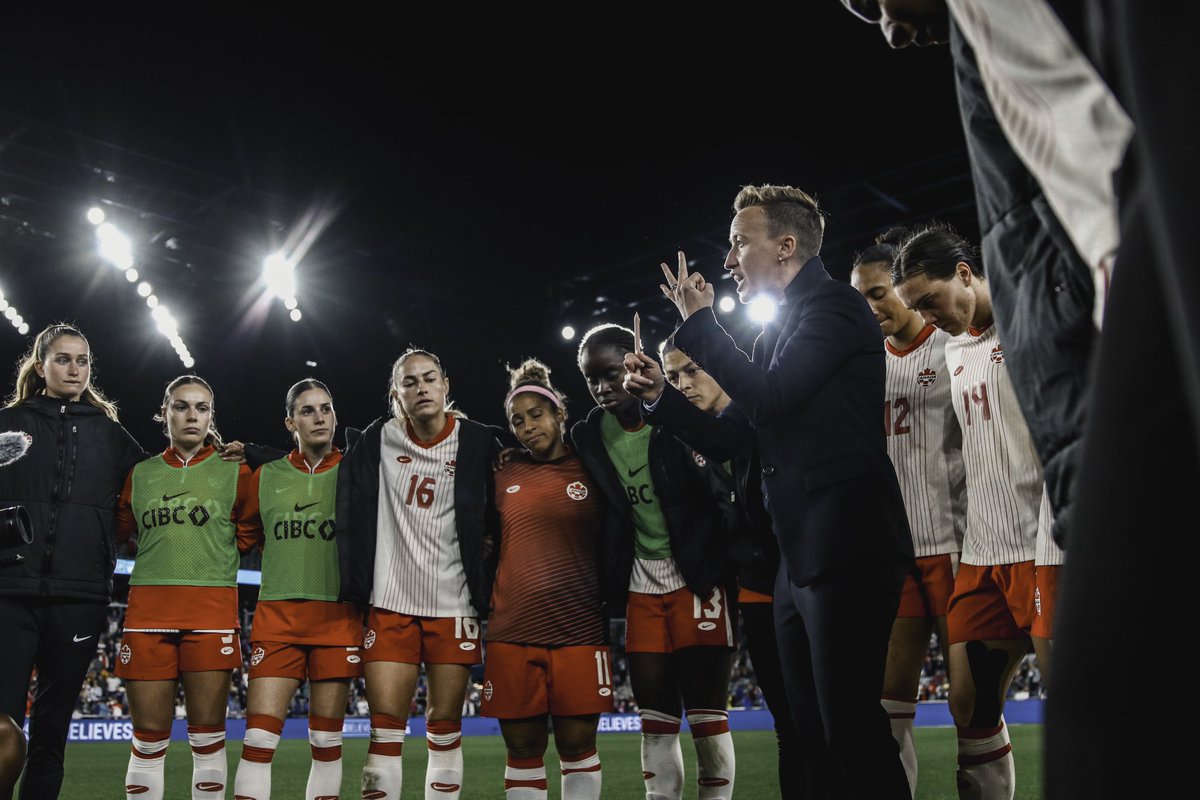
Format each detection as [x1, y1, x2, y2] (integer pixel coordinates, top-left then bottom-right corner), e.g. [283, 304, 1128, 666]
[660, 250, 714, 320]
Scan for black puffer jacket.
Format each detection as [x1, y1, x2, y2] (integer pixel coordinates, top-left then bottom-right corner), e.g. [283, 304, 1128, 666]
[0, 395, 146, 602]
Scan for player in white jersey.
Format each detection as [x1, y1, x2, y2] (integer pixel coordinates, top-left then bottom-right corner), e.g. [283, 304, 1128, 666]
[893, 222, 1046, 800]
[336, 348, 503, 800]
[851, 229, 966, 798]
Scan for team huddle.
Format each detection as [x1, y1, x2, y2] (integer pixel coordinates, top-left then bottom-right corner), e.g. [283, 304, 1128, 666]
[2, 185, 1055, 800]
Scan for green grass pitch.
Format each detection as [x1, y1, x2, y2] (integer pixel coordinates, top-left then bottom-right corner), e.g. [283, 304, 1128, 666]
[53, 725, 1042, 799]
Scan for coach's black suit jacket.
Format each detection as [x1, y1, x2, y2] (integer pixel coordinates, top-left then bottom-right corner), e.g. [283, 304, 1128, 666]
[645, 256, 913, 587]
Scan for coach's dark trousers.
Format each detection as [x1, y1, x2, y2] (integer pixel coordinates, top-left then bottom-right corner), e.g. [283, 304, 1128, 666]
[0, 597, 108, 800]
[774, 560, 911, 800]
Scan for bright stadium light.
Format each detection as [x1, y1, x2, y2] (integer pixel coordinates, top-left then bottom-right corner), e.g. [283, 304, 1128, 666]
[748, 296, 777, 324]
[561, 325, 575, 340]
[125, 268, 138, 282]
[96, 223, 133, 269]
[263, 253, 296, 300]
[290, 308, 302, 322]
[18, 323, 28, 335]
[718, 295, 736, 313]
[86, 207, 106, 225]
[146, 294, 158, 308]
[137, 281, 152, 297]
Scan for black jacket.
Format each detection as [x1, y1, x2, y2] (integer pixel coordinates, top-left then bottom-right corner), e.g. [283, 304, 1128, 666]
[0, 396, 145, 602]
[648, 258, 914, 587]
[570, 406, 734, 611]
[335, 414, 503, 616]
[700, 445, 779, 597]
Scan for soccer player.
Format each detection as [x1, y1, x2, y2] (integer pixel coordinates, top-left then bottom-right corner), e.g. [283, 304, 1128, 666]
[658, 336, 798, 798]
[571, 323, 736, 800]
[336, 348, 503, 800]
[232, 379, 362, 800]
[115, 374, 258, 800]
[892, 222, 1048, 799]
[851, 230, 966, 796]
[482, 358, 611, 800]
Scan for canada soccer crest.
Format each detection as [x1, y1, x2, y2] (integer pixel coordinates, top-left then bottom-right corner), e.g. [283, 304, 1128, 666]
[250, 647, 265, 666]
[990, 345, 1005, 365]
[444, 459, 457, 477]
[566, 481, 588, 501]
[916, 368, 937, 387]
[364, 629, 377, 649]
[119, 643, 132, 665]
[483, 680, 494, 701]
[693, 451, 707, 467]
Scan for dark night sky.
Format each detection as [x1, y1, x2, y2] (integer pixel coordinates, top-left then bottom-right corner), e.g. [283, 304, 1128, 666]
[0, 6, 973, 449]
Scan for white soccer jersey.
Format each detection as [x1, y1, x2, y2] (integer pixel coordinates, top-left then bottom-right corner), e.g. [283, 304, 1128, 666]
[372, 416, 474, 617]
[946, 324, 1043, 565]
[1035, 484, 1064, 566]
[885, 325, 967, 558]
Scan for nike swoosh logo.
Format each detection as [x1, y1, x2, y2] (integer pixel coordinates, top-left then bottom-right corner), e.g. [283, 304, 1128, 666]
[73, 635, 93, 643]
[429, 783, 461, 793]
[627, 464, 648, 477]
[294, 501, 320, 512]
[162, 491, 187, 502]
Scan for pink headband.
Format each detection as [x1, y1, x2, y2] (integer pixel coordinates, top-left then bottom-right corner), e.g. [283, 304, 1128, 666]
[505, 385, 562, 409]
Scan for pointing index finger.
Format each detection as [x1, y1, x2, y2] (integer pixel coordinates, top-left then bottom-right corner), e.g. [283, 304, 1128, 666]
[634, 312, 642, 355]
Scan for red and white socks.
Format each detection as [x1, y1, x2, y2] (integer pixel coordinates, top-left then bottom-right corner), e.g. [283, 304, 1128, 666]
[125, 728, 170, 800]
[686, 709, 735, 800]
[232, 713, 283, 800]
[957, 719, 1015, 799]
[882, 695, 918, 796]
[504, 754, 547, 799]
[361, 712, 406, 799]
[559, 748, 602, 799]
[639, 709, 684, 800]
[188, 724, 228, 799]
[425, 720, 464, 799]
[306, 715, 345, 800]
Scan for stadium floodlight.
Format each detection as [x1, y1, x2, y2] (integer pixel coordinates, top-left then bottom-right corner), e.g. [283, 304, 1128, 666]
[86, 207, 106, 225]
[561, 325, 575, 340]
[289, 308, 302, 322]
[748, 296, 777, 324]
[3, 307, 14, 320]
[263, 253, 296, 300]
[18, 323, 28, 335]
[146, 294, 158, 309]
[284, 296, 298, 310]
[125, 268, 138, 282]
[718, 296, 736, 313]
[96, 223, 133, 270]
[137, 282, 152, 297]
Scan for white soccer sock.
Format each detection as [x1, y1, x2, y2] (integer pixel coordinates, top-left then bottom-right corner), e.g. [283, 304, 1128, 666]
[232, 713, 283, 800]
[307, 714, 344, 800]
[188, 724, 228, 800]
[957, 720, 1015, 800]
[125, 728, 170, 800]
[559, 748, 601, 800]
[426, 720, 464, 799]
[504, 754, 548, 799]
[686, 709, 735, 800]
[882, 696, 918, 797]
[362, 712, 406, 800]
[639, 709, 684, 800]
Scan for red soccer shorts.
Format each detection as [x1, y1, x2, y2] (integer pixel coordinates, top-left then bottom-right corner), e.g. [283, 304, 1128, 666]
[115, 630, 242, 680]
[247, 640, 364, 681]
[946, 561, 1036, 644]
[362, 609, 482, 665]
[625, 586, 735, 654]
[896, 553, 958, 619]
[481, 641, 615, 719]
